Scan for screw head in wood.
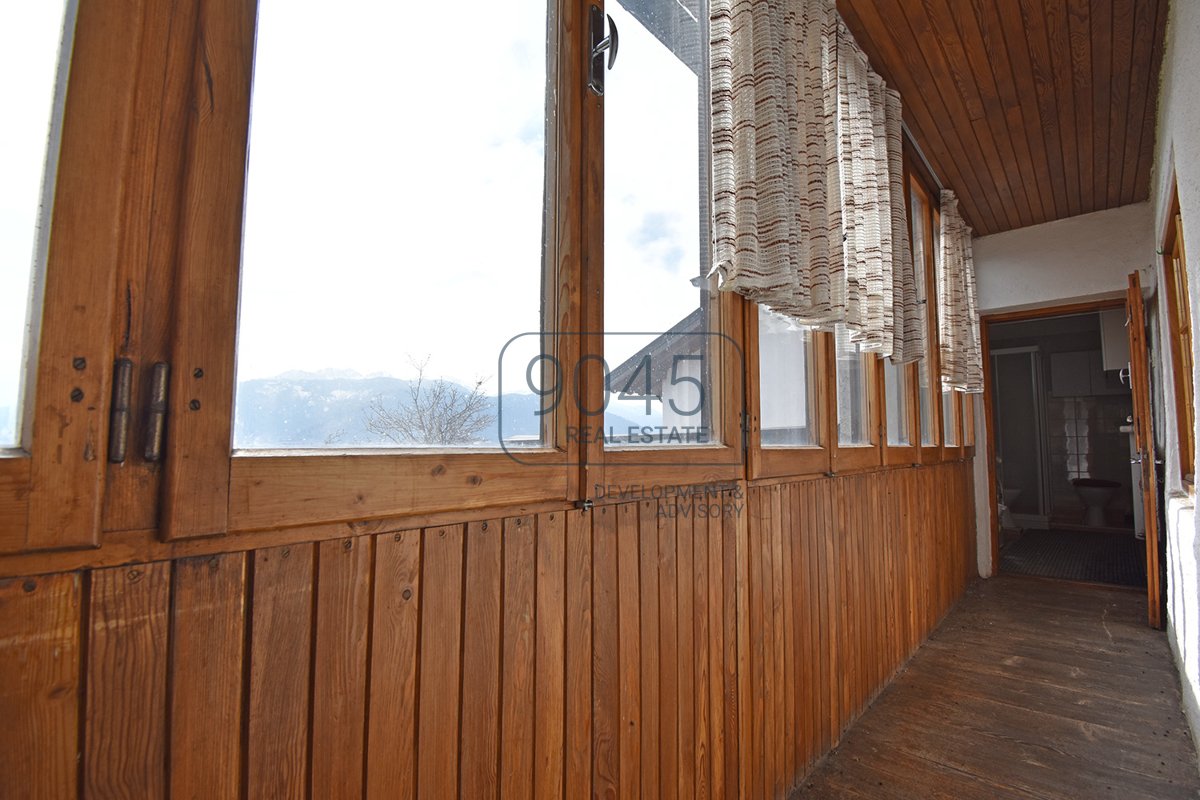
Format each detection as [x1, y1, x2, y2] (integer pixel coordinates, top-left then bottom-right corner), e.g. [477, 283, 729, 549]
[72, 357, 86, 370]
[189, 399, 201, 410]
[70, 388, 84, 402]
[193, 368, 204, 378]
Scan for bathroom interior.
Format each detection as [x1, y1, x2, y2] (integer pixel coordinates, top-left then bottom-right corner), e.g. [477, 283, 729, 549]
[988, 311, 1146, 588]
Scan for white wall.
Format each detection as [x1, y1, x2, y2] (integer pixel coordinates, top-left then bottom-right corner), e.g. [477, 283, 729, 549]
[974, 201, 1154, 313]
[1150, 0, 1200, 753]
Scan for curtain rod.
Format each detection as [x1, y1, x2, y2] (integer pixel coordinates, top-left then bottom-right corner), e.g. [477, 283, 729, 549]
[902, 121, 943, 192]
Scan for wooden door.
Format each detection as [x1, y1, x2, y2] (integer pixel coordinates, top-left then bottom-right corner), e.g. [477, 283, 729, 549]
[1126, 271, 1163, 628]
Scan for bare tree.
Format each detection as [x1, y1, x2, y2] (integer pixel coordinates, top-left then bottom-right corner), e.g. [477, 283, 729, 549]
[364, 357, 494, 445]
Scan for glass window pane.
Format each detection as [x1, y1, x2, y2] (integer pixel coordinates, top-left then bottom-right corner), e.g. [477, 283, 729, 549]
[884, 359, 910, 446]
[919, 360, 935, 446]
[910, 185, 935, 446]
[603, 0, 712, 446]
[234, 1, 548, 449]
[759, 306, 819, 447]
[836, 326, 871, 446]
[942, 390, 958, 446]
[0, 2, 73, 448]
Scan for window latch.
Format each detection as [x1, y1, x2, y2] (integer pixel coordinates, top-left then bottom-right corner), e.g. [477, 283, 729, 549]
[588, 5, 619, 96]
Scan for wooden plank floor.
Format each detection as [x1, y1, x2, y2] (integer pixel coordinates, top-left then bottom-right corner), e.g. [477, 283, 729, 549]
[795, 575, 1200, 799]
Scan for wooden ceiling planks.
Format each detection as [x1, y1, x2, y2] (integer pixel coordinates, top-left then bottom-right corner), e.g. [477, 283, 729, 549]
[838, 0, 1168, 236]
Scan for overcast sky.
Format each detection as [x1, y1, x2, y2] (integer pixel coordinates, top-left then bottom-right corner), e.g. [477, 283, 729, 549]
[1, 0, 705, 446]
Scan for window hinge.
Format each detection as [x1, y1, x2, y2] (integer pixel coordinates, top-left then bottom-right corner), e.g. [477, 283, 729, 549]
[107, 358, 134, 463]
[143, 362, 170, 463]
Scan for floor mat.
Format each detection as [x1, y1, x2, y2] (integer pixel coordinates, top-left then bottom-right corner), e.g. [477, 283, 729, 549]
[1000, 528, 1146, 587]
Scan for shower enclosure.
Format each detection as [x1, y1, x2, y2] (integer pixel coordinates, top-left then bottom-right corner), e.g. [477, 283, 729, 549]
[991, 347, 1050, 526]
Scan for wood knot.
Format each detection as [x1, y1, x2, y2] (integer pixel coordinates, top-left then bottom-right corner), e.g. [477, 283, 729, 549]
[402, 587, 413, 601]
[431, 464, 447, 477]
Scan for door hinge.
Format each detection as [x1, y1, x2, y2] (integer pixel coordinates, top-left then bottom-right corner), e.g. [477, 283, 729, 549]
[107, 358, 134, 463]
[144, 362, 170, 463]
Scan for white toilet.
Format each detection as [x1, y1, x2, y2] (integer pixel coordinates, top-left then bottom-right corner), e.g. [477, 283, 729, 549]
[1071, 478, 1120, 528]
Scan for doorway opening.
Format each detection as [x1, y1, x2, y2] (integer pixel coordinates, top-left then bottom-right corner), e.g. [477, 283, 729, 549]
[986, 309, 1145, 589]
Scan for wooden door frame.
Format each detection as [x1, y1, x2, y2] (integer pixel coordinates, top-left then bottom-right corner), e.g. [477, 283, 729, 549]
[979, 298, 1125, 578]
[1127, 272, 1165, 628]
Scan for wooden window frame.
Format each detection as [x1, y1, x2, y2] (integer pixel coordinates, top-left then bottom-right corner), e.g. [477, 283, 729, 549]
[1161, 181, 1195, 487]
[830, 342, 883, 473]
[1, 3, 143, 554]
[746, 314, 831, 482]
[907, 174, 945, 464]
[881, 155, 920, 467]
[162, 0, 587, 539]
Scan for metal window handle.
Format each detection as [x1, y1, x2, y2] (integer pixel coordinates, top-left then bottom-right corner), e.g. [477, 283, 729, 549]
[588, 6, 619, 96]
[1119, 366, 1131, 386]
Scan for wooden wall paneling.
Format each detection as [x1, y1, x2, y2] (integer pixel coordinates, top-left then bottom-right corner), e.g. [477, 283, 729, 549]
[501, 516, 537, 798]
[771, 485, 789, 796]
[778, 485, 796, 790]
[912, 0, 1025, 231]
[836, 1, 998, 234]
[1, 462, 984, 798]
[415, 526, 465, 800]
[707, 494, 728, 798]
[1043, 0, 1082, 218]
[637, 500, 661, 800]
[926, 0, 1033, 228]
[802, 481, 823, 763]
[0, 573, 81, 798]
[310, 537, 371, 800]
[535, 512, 567, 800]
[1105, 0, 1138, 210]
[1118, 0, 1160, 201]
[963, 0, 1047, 223]
[1132, 0, 1169, 201]
[85, 562, 169, 799]
[1065, 0, 1095, 214]
[747, 488, 767, 798]
[460, 520, 503, 800]
[1017, 0, 1072, 219]
[1088, 0, 1113, 212]
[658, 501, 681, 800]
[365, 530, 421, 800]
[590, 507, 619, 798]
[694, 504, 712, 799]
[168, 554, 246, 799]
[723, 488, 744, 800]
[246, 544, 314, 800]
[564, 509, 593, 799]
[677, 501, 697, 798]
[616, 503, 641, 799]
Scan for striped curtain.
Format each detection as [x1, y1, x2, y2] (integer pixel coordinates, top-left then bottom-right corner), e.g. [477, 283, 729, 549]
[710, 3, 922, 362]
[710, 0, 843, 325]
[937, 190, 984, 392]
[835, 21, 921, 362]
